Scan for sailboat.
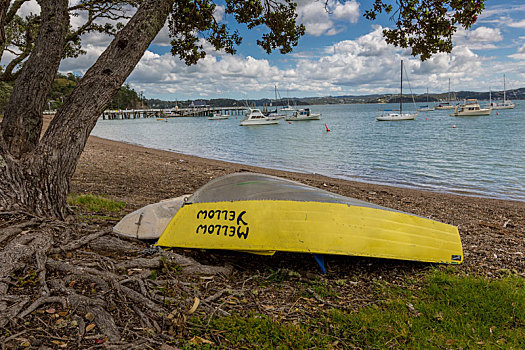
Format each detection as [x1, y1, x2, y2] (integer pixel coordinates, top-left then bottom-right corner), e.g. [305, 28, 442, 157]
[435, 78, 456, 110]
[418, 87, 434, 111]
[377, 60, 417, 121]
[489, 74, 515, 110]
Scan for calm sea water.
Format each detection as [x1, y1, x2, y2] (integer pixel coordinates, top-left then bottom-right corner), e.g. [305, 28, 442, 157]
[91, 103, 525, 201]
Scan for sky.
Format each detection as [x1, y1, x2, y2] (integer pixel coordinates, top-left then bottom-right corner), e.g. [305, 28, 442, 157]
[6, 0, 525, 100]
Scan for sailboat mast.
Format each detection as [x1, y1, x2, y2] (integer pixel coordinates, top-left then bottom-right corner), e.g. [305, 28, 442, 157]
[448, 78, 451, 103]
[503, 74, 506, 102]
[400, 60, 403, 114]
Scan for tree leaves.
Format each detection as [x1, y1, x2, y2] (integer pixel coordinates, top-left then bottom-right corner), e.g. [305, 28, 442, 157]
[168, 0, 304, 65]
[364, 0, 486, 60]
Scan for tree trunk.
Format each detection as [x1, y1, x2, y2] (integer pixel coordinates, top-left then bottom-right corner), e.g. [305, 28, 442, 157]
[0, 0, 69, 158]
[0, 0, 175, 217]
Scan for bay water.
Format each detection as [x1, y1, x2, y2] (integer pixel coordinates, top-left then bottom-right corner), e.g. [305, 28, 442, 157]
[91, 103, 525, 201]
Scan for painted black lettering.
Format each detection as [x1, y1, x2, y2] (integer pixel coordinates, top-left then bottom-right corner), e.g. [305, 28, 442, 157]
[215, 210, 222, 219]
[229, 226, 236, 237]
[222, 210, 228, 219]
[237, 226, 249, 239]
[196, 224, 207, 234]
[208, 210, 215, 219]
[222, 225, 229, 235]
[215, 224, 222, 234]
[207, 225, 215, 234]
[236, 211, 247, 225]
[197, 210, 207, 219]
[229, 211, 235, 221]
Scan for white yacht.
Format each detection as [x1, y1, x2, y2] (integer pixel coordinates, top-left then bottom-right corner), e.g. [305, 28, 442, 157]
[285, 108, 321, 121]
[450, 99, 491, 117]
[487, 74, 515, 110]
[240, 108, 280, 126]
[377, 60, 417, 122]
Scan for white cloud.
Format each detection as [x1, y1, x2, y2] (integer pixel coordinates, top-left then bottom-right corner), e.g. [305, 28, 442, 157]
[509, 44, 525, 60]
[213, 5, 225, 22]
[453, 26, 503, 50]
[17, 0, 39, 17]
[297, 0, 359, 37]
[97, 25, 499, 100]
[508, 19, 525, 28]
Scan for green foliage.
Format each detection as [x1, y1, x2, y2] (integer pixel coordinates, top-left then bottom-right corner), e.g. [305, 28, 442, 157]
[168, 0, 304, 65]
[67, 194, 126, 213]
[364, 0, 486, 60]
[187, 269, 525, 349]
[49, 74, 78, 103]
[107, 83, 144, 109]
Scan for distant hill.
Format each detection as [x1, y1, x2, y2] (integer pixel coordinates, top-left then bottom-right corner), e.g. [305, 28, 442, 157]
[146, 88, 525, 108]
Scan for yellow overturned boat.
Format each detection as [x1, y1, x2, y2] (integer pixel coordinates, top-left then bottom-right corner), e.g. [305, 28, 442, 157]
[157, 173, 463, 265]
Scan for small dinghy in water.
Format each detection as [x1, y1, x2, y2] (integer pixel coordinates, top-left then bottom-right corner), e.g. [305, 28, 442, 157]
[156, 173, 463, 265]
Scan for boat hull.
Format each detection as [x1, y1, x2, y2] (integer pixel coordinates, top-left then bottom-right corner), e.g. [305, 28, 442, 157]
[376, 113, 417, 121]
[490, 104, 515, 110]
[450, 109, 491, 117]
[240, 119, 279, 126]
[157, 173, 463, 264]
[285, 114, 321, 121]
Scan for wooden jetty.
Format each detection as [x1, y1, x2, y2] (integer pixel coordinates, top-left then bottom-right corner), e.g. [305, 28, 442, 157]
[100, 106, 246, 120]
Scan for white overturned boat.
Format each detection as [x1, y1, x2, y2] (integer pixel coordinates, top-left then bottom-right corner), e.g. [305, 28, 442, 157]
[450, 99, 491, 117]
[240, 108, 280, 126]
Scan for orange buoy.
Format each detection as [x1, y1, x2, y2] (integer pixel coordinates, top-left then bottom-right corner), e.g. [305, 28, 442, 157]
[426, 118, 429, 120]
[287, 121, 292, 124]
[324, 123, 331, 132]
[452, 125, 456, 128]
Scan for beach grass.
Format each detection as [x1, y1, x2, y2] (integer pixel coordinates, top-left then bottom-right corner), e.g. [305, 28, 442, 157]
[186, 269, 525, 349]
[67, 193, 126, 213]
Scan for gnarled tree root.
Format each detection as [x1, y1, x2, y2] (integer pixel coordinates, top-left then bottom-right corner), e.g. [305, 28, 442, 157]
[0, 215, 234, 348]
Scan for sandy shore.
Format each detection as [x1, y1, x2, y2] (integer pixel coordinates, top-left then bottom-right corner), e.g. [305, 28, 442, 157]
[70, 133, 525, 275]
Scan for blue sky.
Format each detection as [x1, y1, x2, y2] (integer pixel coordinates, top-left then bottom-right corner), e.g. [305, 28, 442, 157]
[6, 1, 525, 100]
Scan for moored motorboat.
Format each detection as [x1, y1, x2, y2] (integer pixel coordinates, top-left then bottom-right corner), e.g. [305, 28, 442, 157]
[208, 112, 229, 120]
[240, 108, 280, 126]
[450, 99, 491, 117]
[285, 108, 321, 121]
[435, 102, 456, 110]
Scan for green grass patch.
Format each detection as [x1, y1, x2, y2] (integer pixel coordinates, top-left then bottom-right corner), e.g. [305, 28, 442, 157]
[68, 194, 126, 213]
[186, 269, 525, 349]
